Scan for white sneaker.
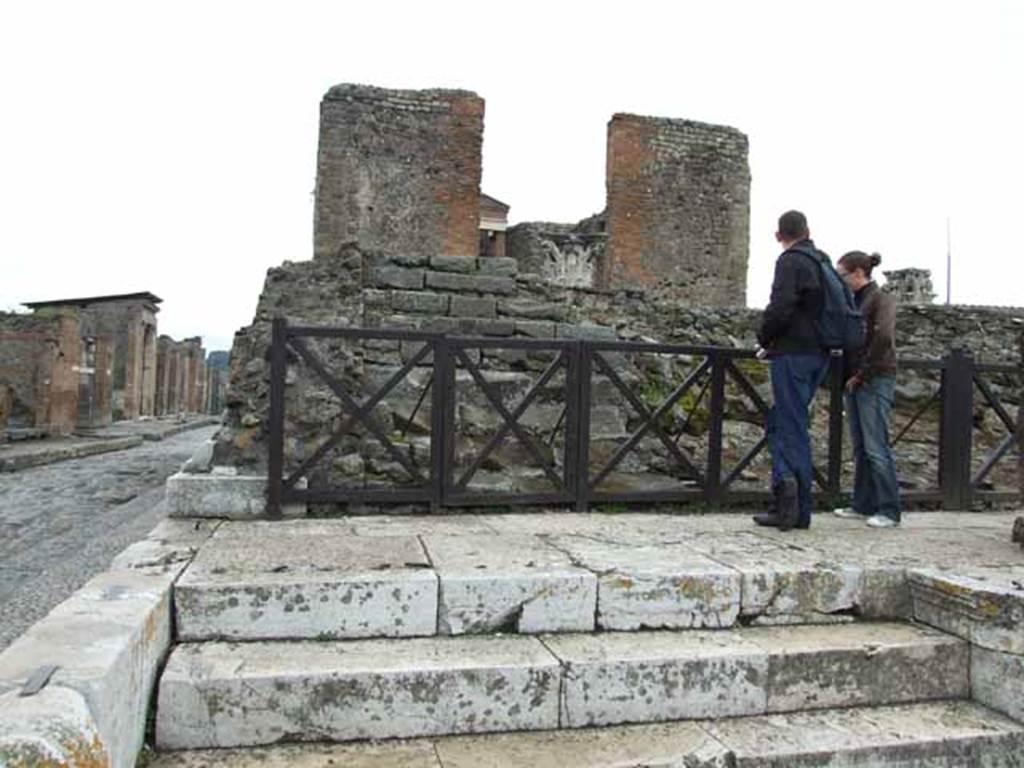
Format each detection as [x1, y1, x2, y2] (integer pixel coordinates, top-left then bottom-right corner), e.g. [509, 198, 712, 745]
[866, 515, 899, 528]
[833, 507, 863, 519]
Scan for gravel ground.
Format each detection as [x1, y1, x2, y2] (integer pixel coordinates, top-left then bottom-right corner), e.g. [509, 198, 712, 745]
[0, 425, 218, 651]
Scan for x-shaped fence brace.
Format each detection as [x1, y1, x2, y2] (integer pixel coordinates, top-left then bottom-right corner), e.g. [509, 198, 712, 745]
[972, 373, 1021, 488]
[284, 335, 431, 489]
[454, 346, 566, 492]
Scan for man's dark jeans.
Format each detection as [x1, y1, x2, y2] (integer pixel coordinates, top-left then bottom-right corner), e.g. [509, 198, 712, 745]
[768, 353, 829, 527]
[846, 375, 901, 522]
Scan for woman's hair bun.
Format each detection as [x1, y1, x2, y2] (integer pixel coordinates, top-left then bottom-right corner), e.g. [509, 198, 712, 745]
[869, 252, 882, 267]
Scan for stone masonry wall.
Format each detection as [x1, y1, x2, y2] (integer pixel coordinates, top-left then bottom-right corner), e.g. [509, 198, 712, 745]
[313, 84, 484, 261]
[604, 114, 750, 305]
[0, 312, 80, 435]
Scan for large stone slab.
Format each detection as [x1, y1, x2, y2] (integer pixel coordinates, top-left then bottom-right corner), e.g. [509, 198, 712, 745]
[165, 471, 306, 520]
[424, 534, 596, 634]
[910, 566, 1024, 654]
[705, 700, 1024, 768]
[542, 622, 968, 729]
[155, 635, 561, 749]
[543, 629, 768, 727]
[0, 568, 176, 768]
[547, 534, 741, 630]
[972, 645, 1024, 723]
[744, 622, 968, 713]
[175, 530, 437, 641]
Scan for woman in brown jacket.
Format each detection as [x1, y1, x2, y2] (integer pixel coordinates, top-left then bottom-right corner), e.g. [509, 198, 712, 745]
[834, 251, 901, 527]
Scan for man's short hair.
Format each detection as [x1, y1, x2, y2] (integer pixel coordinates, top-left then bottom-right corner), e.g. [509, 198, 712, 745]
[778, 210, 809, 241]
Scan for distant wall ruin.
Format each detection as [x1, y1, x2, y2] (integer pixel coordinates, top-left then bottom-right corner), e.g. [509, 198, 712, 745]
[313, 84, 484, 261]
[603, 114, 750, 302]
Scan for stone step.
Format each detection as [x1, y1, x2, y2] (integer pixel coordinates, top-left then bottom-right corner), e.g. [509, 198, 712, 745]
[154, 621, 967, 750]
[147, 700, 1024, 767]
[172, 520, 913, 642]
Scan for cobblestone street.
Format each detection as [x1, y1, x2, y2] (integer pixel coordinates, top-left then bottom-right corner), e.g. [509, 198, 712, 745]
[0, 425, 218, 651]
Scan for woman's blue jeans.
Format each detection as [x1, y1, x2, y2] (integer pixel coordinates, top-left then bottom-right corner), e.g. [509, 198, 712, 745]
[846, 375, 901, 521]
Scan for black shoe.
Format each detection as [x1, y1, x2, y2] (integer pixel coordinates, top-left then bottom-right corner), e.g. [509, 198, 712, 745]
[753, 511, 783, 527]
[777, 477, 799, 532]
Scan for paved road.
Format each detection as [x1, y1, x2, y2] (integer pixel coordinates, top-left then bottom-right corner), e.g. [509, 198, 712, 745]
[0, 426, 218, 651]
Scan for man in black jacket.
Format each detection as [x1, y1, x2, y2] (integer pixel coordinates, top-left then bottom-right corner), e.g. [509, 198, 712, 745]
[753, 210, 830, 530]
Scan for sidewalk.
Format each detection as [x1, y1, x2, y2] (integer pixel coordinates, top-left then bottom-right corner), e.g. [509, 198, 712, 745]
[0, 415, 220, 472]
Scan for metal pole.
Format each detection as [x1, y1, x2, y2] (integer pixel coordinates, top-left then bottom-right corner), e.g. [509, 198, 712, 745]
[946, 217, 952, 305]
[705, 353, 726, 507]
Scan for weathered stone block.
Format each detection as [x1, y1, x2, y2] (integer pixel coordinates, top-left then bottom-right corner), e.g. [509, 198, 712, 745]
[430, 255, 478, 273]
[910, 567, 1024, 654]
[972, 645, 1024, 722]
[371, 266, 426, 290]
[475, 257, 518, 277]
[363, 288, 391, 308]
[450, 295, 497, 318]
[514, 320, 556, 338]
[0, 569, 177, 768]
[0, 686, 110, 768]
[704, 700, 1024, 768]
[392, 290, 450, 315]
[424, 534, 597, 634]
[165, 472, 306, 520]
[426, 272, 515, 295]
[752, 622, 968, 713]
[175, 532, 438, 641]
[497, 299, 570, 321]
[155, 636, 561, 748]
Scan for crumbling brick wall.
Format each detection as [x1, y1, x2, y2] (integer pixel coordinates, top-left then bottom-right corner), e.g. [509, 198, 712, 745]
[604, 114, 750, 305]
[313, 84, 484, 261]
[0, 311, 80, 435]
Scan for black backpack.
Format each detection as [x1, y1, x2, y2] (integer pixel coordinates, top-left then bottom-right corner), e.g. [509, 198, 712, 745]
[790, 245, 865, 351]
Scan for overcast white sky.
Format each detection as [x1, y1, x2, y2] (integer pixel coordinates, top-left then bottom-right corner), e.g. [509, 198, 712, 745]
[1, 1, 1021, 352]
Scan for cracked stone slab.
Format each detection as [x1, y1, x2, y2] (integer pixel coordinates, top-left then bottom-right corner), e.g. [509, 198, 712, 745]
[684, 530, 863, 622]
[423, 534, 596, 634]
[155, 635, 561, 749]
[704, 699, 1024, 767]
[548, 534, 741, 630]
[972, 645, 1024, 722]
[910, 566, 1024, 654]
[174, 531, 437, 641]
[542, 629, 768, 727]
[484, 513, 753, 539]
[743, 622, 969, 713]
[146, 739, 442, 767]
[0, 568, 175, 768]
[436, 721, 731, 767]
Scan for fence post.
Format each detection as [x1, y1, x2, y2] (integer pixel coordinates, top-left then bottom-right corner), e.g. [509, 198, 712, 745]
[939, 347, 974, 510]
[1018, 331, 1024, 502]
[266, 317, 287, 520]
[575, 343, 592, 512]
[430, 336, 448, 511]
[826, 351, 845, 504]
[704, 353, 727, 508]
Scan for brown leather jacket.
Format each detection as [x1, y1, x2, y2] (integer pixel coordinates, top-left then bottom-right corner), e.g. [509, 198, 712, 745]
[850, 281, 897, 380]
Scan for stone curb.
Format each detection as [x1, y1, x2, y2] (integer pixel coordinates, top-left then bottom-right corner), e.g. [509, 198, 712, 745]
[0, 518, 220, 768]
[0, 436, 144, 473]
[165, 472, 307, 520]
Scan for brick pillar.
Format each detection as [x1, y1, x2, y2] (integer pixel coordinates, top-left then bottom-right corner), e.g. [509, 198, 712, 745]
[604, 113, 750, 306]
[313, 84, 484, 261]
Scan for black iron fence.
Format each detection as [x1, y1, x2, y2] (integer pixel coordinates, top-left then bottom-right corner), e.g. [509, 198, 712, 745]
[267, 319, 1022, 516]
